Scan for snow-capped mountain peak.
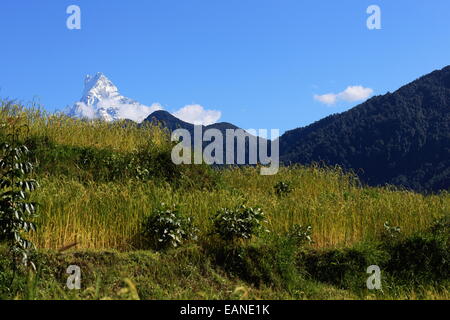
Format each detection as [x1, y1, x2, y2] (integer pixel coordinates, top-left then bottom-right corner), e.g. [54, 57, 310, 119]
[67, 73, 162, 123]
[82, 72, 120, 104]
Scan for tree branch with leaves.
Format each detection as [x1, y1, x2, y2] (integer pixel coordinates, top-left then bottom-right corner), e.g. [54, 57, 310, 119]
[0, 126, 39, 270]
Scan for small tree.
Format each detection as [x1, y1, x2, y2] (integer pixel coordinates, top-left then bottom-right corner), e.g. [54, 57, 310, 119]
[0, 133, 38, 268]
[142, 203, 197, 250]
[211, 205, 269, 242]
[286, 224, 313, 246]
[274, 181, 293, 197]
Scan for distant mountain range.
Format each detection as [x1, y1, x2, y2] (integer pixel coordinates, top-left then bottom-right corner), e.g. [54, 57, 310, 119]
[143, 110, 269, 165]
[143, 110, 239, 134]
[66, 67, 450, 192]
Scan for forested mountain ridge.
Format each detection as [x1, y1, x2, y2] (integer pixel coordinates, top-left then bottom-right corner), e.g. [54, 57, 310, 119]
[143, 110, 268, 164]
[143, 110, 239, 133]
[279, 66, 450, 192]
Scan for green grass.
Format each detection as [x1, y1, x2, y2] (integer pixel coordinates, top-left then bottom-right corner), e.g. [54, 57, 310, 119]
[0, 101, 449, 300]
[0, 245, 356, 300]
[1, 233, 448, 300]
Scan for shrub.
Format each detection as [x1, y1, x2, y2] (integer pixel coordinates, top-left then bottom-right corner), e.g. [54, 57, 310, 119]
[385, 233, 449, 283]
[132, 141, 182, 183]
[300, 243, 389, 290]
[286, 224, 313, 246]
[25, 133, 185, 184]
[274, 181, 293, 197]
[211, 204, 268, 242]
[382, 221, 401, 241]
[142, 203, 197, 250]
[208, 232, 307, 291]
[430, 214, 450, 237]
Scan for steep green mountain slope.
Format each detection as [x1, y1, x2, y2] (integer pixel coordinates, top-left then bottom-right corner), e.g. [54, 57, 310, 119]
[280, 66, 450, 192]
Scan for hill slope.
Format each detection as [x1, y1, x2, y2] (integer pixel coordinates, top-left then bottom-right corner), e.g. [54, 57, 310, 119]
[143, 110, 239, 133]
[143, 110, 268, 165]
[280, 66, 450, 192]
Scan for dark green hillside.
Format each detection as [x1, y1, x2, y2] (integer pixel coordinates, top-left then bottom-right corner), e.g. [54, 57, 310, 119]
[280, 66, 450, 192]
[143, 110, 239, 135]
[144, 110, 270, 165]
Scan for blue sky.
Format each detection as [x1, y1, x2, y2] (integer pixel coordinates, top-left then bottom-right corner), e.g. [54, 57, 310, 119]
[0, 0, 449, 133]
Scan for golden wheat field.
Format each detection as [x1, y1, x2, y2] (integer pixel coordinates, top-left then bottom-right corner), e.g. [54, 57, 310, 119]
[1, 104, 446, 251]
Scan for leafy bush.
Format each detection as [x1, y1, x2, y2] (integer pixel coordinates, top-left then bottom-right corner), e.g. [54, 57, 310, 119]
[382, 221, 401, 241]
[23, 127, 221, 189]
[385, 232, 449, 283]
[301, 220, 449, 290]
[208, 231, 308, 291]
[211, 205, 268, 242]
[274, 181, 293, 197]
[235, 241, 300, 289]
[131, 141, 182, 183]
[23, 132, 182, 183]
[287, 224, 313, 246]
[0, 142, 38, 268]
[300, 243, 389, 290]
[142, 203, 197, 250]
[430, 214, 450, 237]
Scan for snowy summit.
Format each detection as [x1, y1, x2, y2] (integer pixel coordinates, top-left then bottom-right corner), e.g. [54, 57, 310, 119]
[67, 72, 162, 122]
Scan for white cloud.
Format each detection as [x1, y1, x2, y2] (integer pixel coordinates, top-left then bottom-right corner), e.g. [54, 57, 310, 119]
[70, 101, 163, 123]
[338, 86, 374, 102]
[173, 104, 222, 126]
[69, 100, 222, 126]
[314, 86, 373, 106]
[109, 102, 163, 122]
[314, 93, 338, 105]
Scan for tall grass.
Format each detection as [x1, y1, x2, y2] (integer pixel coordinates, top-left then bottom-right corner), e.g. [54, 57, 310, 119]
[29, 167, 449, 250]
[0, 101, 168, 152]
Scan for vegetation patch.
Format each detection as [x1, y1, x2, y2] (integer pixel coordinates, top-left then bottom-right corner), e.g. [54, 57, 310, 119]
[0, 102, 449, 300]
